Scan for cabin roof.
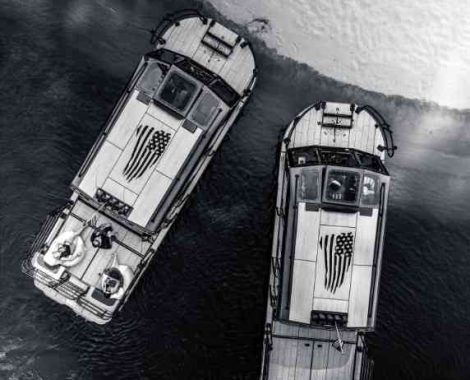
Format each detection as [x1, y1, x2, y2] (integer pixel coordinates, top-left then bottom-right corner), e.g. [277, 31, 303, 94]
[279, 102, 391, 329]
[71, 16, 255, 232]
[74, 89, 207, 230]
[282, 163, 389, 329]
[287, 202, 380, 328]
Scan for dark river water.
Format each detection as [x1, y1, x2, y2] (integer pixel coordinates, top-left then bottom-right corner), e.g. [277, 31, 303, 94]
[1, 0, 470, 379]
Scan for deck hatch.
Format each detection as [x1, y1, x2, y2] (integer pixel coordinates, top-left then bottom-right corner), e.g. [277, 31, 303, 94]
[94, 188, 133, 217]
[311, 310, 348, 327]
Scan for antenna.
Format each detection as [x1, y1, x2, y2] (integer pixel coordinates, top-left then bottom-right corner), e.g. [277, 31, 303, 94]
[332, 322, 345, 354]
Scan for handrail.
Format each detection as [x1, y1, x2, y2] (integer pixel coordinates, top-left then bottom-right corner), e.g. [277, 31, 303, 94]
[149, 9, 208, 45]
[355, 104, 397, 158]
[25, 203, 70, 257]
[283, 101, 324, 148]
[23, 260, 113, 321]
[284, 101, 397, 158]
[261, 323, 274, 380]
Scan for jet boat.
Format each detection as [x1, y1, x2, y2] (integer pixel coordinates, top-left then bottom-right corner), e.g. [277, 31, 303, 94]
[261, 101, 396, 379]
[23, 10, 257, 324]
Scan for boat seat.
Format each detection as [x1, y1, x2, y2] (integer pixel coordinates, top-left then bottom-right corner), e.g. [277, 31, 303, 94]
[90, 287, 119, 307]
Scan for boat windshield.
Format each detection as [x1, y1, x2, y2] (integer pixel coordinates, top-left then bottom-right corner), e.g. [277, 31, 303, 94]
[146, 49, 240, 107]
[293, 166, 382, 209]
[188, 91, 220, 128]
[156, 70, 200, 114]
[137, 62, 165, 97]
[297, 168, 320, 202]
[288, 146, 388, 175]
[360, 173, 380, 206]
[324, 169, 361, 204]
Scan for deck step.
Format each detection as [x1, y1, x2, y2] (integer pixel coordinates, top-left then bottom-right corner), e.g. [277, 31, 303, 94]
[201, 21, 238, 57]
[322, 102, 354, 129]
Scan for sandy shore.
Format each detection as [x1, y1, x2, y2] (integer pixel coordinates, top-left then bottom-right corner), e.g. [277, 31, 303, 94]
[209, 0, 470, 110]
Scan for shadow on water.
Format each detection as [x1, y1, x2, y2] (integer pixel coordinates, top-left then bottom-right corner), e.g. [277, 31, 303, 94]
[1, 0, 470, 379]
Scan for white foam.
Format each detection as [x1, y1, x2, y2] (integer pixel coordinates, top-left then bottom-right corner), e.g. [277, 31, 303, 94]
[209, 0, 470, 109]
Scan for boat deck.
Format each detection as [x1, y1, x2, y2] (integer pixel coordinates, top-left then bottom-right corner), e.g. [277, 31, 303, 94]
[64, 200, 151, 285]
[30, 198, 152, 323]
[160, 16, 255, 95]
[288, 102, 385, 159]
[265, 321, 369, 380]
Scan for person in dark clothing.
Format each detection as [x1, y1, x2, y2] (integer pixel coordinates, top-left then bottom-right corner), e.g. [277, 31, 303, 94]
[91, 223, 116, 249]
[57, 242, 73, 259]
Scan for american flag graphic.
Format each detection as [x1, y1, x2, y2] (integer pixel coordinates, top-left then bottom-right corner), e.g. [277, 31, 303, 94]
[320, 232, 354, 293]
[123, 125, 171, 182]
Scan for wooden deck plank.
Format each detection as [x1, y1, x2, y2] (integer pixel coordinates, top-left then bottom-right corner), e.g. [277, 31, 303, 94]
[354, 210, 379, 266]
[81, 247, 115, 286]
[128, 170, 172, 227]
[333, 127, 350, 148]
[363, 114, 375, 153]
[269, 337, 298, 380]
[219, 45, 254, 94]
[107, 90, 148, 149]
[164, 18, 199, 57]
[166, 18, 209, 60]
[289, 260, 316, 324]
[310, 340, 329, 380]
[320, 209, 357, 228]
[347, 265, 372, 328]
[325, 342, 355, 380]
[292, 119, 303, 148]
[294, 203, 320, 262]
[312, 297, 349, 313]
[113, 244, 142, 271]
[79, 141, 121, 197]
[155, 124, 202, 179]
[193, 44, 226, 75]
[294, 340, 314, 380]
[146, 104, 183, 131]
[312, 109, 322, 145]
[102, 177, 138, 206]
[349, 112, 365, 152]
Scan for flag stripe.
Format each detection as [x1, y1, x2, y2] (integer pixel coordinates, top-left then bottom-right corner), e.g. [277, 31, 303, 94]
[322, 232, 354, 294]
[124, 124, 150, 175]
[124, 127, 171, 182]
[128, 147, 153, 181]
[124, 126, 154, 178]
[133, 131, 171, 179]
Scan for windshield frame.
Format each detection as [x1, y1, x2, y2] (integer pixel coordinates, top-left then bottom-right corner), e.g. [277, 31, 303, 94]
[153, 66, 202, 116]
[322, 166, 363, 207]
[145, 49, 240, 107]
[287, 146, 388, 175]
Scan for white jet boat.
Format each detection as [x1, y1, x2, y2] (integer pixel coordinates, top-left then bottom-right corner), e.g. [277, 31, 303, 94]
[23, 10, 257, 324]
[261, 101, 396, 379]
